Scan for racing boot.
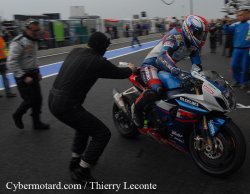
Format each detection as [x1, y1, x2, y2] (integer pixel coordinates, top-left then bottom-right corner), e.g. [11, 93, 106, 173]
[131, 103, 143, 128]
[151, 108, 163, 132]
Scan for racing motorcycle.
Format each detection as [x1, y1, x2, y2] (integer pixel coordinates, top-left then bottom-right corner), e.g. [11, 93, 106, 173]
[112, 63, 246, 177]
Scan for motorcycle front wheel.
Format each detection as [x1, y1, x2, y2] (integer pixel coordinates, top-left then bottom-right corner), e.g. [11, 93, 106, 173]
[189, 120, 246, 177]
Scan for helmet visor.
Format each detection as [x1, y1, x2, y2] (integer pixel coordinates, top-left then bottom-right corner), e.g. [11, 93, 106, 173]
[193, 31, 207, 42]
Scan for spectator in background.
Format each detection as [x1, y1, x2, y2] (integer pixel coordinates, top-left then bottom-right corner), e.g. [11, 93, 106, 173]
[125, 24, 130, 37]
[222, 17, 234, 57]
[43, 29, 50, 48]
[209, 19, 217, 53]
[246, 20, 250, 95]
[216, 19, 223, 46]
[7, 19, 49, 130]
[0, 32, 16, 98]
[69, 27, 76, 45]
[137, 23, 142, 36]
[142, 23, 147, 35]
[2, 29, 12, 47]
[224, 9, 250, 89]
[131, 25, 141, 48]
[105, 26, 111, 39]
[112, 26, 118, 39]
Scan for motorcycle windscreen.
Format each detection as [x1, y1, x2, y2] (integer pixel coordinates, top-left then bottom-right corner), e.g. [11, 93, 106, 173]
[158, 71, 181, 89]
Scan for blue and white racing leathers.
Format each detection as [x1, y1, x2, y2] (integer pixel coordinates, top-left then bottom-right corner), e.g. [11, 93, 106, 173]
[140, 28, 202, 92]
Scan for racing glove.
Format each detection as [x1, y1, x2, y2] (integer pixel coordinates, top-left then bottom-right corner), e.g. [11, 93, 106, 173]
[192, 64, 203, 72]
[171, 67, 182, 76]
[179, 73, 196, 88]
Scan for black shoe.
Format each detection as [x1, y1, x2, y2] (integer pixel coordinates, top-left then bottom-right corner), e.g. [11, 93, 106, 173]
[33, 121, 50, 130]
[69, 157, 81, 171]
[6, 93, 17, 98]
[12, 113, 24, 129]
[72, 166, 96, 183]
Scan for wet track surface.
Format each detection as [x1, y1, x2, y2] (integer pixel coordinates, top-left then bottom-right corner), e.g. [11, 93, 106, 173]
[0, 38, 250, 194]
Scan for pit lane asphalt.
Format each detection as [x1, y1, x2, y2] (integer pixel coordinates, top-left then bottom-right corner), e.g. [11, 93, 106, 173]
[0, 38, 250, 194]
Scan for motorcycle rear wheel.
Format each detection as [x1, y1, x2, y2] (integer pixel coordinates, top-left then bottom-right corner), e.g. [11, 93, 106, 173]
[189, 120, 246, 177]
[112, 94, 140, 138]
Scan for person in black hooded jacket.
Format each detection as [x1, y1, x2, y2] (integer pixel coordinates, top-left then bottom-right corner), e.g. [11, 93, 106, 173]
[48, 32, 136, 183]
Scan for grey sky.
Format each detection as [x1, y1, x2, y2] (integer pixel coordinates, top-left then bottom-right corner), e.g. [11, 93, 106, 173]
[0, 0, 226, 21]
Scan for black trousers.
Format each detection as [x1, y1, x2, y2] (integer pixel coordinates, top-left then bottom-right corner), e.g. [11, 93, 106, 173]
[210, 36, 217, 51]
[48, 92, 111, 165]
[15, 74, 42, 118]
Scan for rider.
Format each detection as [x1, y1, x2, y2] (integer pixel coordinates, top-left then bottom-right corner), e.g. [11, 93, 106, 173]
[132, 15, 209, 127]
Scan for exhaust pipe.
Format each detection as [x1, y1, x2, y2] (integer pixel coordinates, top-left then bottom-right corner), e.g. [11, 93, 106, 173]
[113, 89, 127, 113]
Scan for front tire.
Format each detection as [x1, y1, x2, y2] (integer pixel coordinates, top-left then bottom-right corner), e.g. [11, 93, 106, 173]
[189, 120, 246, 177]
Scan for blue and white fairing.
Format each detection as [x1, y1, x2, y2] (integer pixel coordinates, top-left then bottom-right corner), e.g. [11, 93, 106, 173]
[155, 69, 235, 137]
[160, 70, 236, 113]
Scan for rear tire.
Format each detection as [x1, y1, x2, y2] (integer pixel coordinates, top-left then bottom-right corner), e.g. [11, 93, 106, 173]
[112, 94, 140, 138]
[189, 120, 246, 177]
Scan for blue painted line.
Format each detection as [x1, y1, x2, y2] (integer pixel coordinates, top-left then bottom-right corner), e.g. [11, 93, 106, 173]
[0, 40, 159, 90]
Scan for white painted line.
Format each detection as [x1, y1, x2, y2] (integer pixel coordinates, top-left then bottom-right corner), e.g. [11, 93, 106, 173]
[37, 52, 68, 59]
[236, 103, 250, 109]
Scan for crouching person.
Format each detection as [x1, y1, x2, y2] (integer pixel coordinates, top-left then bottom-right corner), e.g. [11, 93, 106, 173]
[48, 32, 136, 183]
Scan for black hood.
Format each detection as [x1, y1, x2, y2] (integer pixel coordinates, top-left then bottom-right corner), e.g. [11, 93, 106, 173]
[87, 32, 111, 56]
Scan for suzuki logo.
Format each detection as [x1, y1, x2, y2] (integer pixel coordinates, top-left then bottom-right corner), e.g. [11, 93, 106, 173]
[180, 97, 199, 107]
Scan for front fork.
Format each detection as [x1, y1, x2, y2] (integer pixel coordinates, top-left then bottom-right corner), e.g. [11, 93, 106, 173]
[194, 116, 214, 152]
[193, 87, 214, 152]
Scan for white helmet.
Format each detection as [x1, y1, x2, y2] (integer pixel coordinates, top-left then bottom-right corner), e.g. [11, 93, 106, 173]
[182, 15, 209, 48]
